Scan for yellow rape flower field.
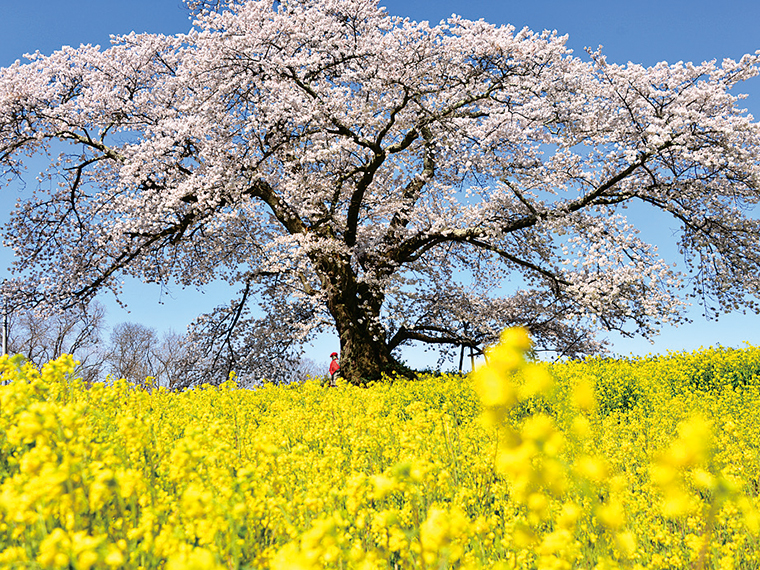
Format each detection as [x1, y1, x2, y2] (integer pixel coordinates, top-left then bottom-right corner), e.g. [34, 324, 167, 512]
[1, 330, 760, 569]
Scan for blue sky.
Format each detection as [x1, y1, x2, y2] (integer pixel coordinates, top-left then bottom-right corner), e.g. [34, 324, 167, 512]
[1, 1, 759, 368]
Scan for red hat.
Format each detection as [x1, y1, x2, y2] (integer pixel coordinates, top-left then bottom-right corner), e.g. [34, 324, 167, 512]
[330, 352, 338, 357]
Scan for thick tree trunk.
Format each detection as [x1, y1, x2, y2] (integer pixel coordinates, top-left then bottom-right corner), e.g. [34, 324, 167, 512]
[335, 312, 396, 384]
[320, 259, 398, 384]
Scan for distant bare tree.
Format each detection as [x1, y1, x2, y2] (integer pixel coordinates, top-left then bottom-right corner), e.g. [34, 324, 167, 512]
[102, 322, 160, 386]
[153, 330, 196, 387]
[7, 302, 105, 382]
[100, 323, 198, 387]
[294, 357, 324, 383]
[97, 315, 325, 389]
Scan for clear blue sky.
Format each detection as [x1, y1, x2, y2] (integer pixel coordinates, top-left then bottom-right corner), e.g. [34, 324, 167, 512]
[1, 1, 759, 367]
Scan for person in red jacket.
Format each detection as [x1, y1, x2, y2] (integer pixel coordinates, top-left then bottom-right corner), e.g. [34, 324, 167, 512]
[329, 352, 340, 387]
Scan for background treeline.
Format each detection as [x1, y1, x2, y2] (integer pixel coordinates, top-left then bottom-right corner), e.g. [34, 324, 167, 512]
[3, 302, 322, 388]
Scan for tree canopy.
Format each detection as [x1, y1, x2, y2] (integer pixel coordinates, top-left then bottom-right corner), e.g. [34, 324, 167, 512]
[1, 0, 759, 383]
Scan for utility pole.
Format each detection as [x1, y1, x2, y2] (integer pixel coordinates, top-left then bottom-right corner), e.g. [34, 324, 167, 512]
[1, 280, 8, 356]
[459, 322, 469, 374]
[1, 296, 7, 357]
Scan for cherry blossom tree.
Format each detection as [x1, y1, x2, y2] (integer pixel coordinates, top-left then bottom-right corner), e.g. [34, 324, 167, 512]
[1, 0, 759, 382]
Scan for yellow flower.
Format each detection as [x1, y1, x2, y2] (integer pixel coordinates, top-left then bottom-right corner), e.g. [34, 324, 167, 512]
[615, 531, 637, 558]
[181, 483, 213, 518]
[692, 468, 716, 491]
[661, 488, 695, 518]
[370, 474, 396, 499]
[522, 414, 559, 447]
[650, 463, 678, 487]
[420, 506, 469, 564]
[15, 410, 44, 443]
[575, 455, 609, 482]
[667, 416, 712, 469]
[499, 327, 533, 352]
[556, 503, 581, 530]
[37, 528, 70, 569]
[572, 377, 596, 412]
[104, 545, 125, 568]
[527, 493, 550, 520]
[571, 415, 591, 438]
[166, 548, 225, 570]
[473, 366, 516, 408]
[388, 527, 407, 553]
[519, 364, 554, 399]
[0, 546, 27, 565]
[596, 501, 626, 530]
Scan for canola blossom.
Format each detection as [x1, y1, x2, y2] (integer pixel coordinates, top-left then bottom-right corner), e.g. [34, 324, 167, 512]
[1, 332, 760, 569]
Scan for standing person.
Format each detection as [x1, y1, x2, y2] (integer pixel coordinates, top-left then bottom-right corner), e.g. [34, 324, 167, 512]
[329, 352, 340, 387]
